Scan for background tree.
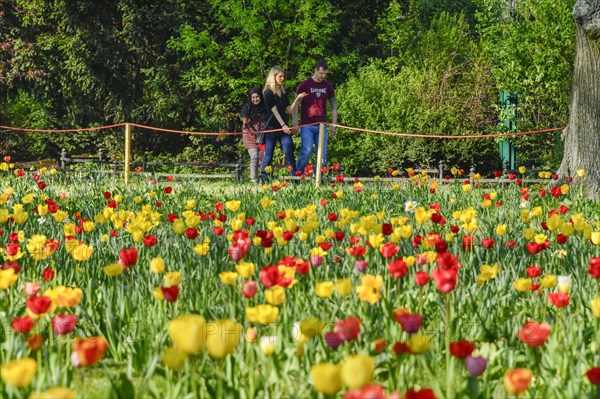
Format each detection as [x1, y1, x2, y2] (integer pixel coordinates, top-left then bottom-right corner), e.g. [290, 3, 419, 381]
[557, 0, 600, 199]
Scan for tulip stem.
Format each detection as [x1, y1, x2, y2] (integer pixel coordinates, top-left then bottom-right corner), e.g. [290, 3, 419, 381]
[446, 293, 454, 399]
[419, 286, 423, 316]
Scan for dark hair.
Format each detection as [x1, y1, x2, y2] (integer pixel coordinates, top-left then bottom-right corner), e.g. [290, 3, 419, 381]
[314, 59, 328, 71]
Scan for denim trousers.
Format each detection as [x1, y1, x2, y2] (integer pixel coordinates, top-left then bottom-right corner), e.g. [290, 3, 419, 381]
[296, 125, 328, 174]
[260, 131, 295, 181]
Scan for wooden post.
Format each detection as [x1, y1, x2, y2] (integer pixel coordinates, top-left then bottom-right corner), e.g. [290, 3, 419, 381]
[315, 123, 325, 187]
[124, 123, 131, 185]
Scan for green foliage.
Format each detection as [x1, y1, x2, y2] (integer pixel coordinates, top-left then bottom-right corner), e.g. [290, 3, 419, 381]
[475, 0, 576, 166]
[333, 11, 498, 175]
[0, 0, 579, 172]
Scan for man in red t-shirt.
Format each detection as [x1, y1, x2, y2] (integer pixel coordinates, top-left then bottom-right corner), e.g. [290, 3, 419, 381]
[292, 59, 338, 176]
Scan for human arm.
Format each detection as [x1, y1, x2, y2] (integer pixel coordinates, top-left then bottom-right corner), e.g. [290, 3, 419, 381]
[290, 92, 308, 134]
[270, 105, 291, 135]
[329, 97, 338, 136]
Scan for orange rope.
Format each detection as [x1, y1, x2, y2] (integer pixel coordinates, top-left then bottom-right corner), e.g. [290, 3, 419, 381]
[330, 124, 564, 139]
[0, 122, 564, 138]
[0, 123, 126, 133]
[128, 122, 321, 135]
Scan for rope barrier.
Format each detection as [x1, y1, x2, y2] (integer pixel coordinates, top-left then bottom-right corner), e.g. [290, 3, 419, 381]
[0, 123, 126, 133]
[330, 124, 564, 139]
[0, 122, 564, 138]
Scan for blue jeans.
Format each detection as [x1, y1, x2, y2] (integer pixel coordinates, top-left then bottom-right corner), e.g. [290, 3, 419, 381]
[296, 125, 328, 174]
[261, 131, 296, 181]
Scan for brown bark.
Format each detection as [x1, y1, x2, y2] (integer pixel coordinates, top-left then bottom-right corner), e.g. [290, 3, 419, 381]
[557, 0, 600, 199]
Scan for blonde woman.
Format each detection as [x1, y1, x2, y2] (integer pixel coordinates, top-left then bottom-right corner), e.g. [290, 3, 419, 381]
[261, 66, 307, 182]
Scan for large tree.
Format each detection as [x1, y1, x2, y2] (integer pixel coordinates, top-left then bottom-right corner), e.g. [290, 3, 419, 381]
[558, 0, 600, 199]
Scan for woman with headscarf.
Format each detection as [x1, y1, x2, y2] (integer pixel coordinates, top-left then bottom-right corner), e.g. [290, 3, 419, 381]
[241, 87, 268, 184]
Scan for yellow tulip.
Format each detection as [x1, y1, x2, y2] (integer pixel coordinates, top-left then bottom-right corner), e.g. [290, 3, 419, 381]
[168, 315, 207, 354]
[219, 271, 238, 285]
[591, 297, 600, 318]
[591, 232, 600, 246]
[407, 334, 431, 354]
[161, 347, 187, 371]
[72, 243, 93, 262]
[560, 184, 569, 195]
[356, 275, 383, 304]
[341, 355, 373, 389]
[560, 223, 574, 236]
[576, 169, 585, 177]
[300, 317, 326, 338]
[518, 166, 526, 174]
[335, 279, 352, 297]
[523, 228, 535, 241]
[30, 387, 77, 399]
[56, 287, 83, 307]
[150, 258, 165, 274]
[205, 319, 242, 358]
[194, 242, 210, 256]
[540, 275, 557, 289]
[246, 304, 279, 324]
[0, 268, 19, 289]
[534, 234, 547, 245]
[164, 271, 182, 287]
[265, 286, 286, 305]
[513, 278, 532, 292]
[311, 363, 342, 395]
[235, 261, 255, 278]
[103, 263, 124, 277]
[495, 224, 507, 236]
[315, 281, 335, 298]
[1, 358, 37, 388]
[225, 200, 241, 212]
[546, 214, 563, 231]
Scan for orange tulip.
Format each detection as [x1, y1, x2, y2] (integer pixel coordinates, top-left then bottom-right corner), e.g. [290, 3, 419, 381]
[70, 337, 108, 367]
[503, 368, 533, 395]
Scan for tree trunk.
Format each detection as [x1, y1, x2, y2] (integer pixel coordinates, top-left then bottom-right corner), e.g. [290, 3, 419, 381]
[557, 0, 600, 199]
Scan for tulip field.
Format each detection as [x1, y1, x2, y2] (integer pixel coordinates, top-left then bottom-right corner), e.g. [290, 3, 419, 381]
[1, 162, 600, 398]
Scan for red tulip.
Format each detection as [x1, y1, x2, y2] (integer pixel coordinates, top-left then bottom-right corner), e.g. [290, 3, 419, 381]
[517, 321, 551, 347]
[431, 268, 458, 293]
[42, 268, 55, 281]
[380, 242, 399, 259]
[450, 339, 475, 359]
[392, 309, 423, 334]
[587, 367, 600, 385]
[436, 251, 460, 271]
[344, 384, 386, 399]
[481, 238, 495, 249]
[526, 266, 541, 278]
[12, 316, 35, 334]
[388, 258, 408, 279]
[143, 235, 157, 247]
[52, 314, 78, 335]
[415, 271, 430, 286]
[118, 247, 138, 268]
[161, 285, 180, 302]
[185, 228, 199, 240]
[548, 292, 570, 307]
[242, 281, 258, 298]
[462, 235, 474, 251]
[403, 388, 437, 399]
[588, 258, 600, 279]
[382, 223, 393, 236]
[26, 295, 52, 315]
[335, 316, 361, 342]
